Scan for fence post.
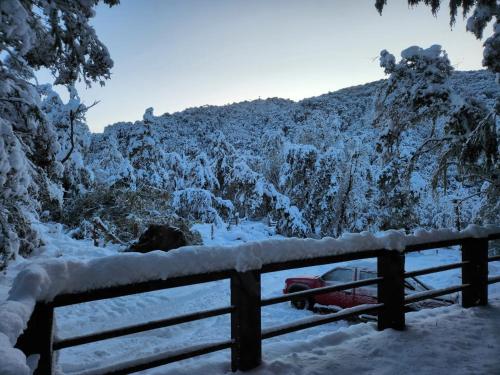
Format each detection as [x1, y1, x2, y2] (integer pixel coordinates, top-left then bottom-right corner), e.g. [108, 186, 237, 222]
[231, 270, 261, 372]
[462, 238, 488, 307]
[377, 250, 405, 331]
[15, 303, 54, 375]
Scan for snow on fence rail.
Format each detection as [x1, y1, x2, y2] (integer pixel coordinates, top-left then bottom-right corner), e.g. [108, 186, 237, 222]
[1, 225, 499, 374]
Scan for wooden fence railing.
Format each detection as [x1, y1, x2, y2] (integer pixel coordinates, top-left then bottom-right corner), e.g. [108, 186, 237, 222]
[15, 233, 500, 375]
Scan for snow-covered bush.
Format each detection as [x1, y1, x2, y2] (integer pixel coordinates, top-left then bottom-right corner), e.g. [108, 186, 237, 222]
[87, 134, 137, 189]
[260, 130, 286, 186]
[186, 153, 219, 191]
[279, 143, 318, 211]
[207, 131, 237, 192]
[63, 185, 202, 245]
[172, 188, 232, 226]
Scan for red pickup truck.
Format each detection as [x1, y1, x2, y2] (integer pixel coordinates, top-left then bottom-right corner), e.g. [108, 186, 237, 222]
[283, 263, 455, 311]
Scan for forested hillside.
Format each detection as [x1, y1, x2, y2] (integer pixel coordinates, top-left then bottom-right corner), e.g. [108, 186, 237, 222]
[2, 43, 499, 270]
[69, 50, 499, 247]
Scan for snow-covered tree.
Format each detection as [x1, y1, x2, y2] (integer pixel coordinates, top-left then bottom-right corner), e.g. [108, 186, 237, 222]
[307, 147, 342, 234]
[0, 0, 118, 269]
[305, 144, 375, 237]
[117, 110, 188, 192]
[224, 159, 265, 216]
[270, 188, 310, 237]
[376, 45, 498, 225]
[87, 134, 136, 189]
[375, 1, 499, 73]
[375, 45, 453, 159]
[39, 85, 95, 197]
[207, 131, 237, 192]
[260, 130, 286, 187]
[375, 159, 420, 231]
[172, 188, 232, 226]
[375, 3, 500, 213]
[186, 152, 219, 191]
[279, 143, 318, 211]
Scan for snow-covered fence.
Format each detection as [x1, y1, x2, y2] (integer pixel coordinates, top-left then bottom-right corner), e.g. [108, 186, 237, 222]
[2, 226, 500, 374]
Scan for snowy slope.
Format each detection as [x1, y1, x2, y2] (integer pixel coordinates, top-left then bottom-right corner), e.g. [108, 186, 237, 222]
[98, 71, 497, 158]
[82, 69, 499, 241]
[153, 298, 500, 375]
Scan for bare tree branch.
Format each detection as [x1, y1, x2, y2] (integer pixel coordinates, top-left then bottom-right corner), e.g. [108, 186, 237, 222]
[61, 101, 99, 164]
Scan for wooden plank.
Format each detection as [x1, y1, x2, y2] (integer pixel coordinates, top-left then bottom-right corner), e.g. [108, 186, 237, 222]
[404, 234, 498, 253]
[404, 284, 469, 304]
[377, 251, 405, 331]
[404, 261, 469, 278]
[405, 238, 467, 252]
[54, 305, 234, 350]
[261, 277, 382, 307]
[100, 340, 233, 375]
[462, 238, 488, 307]
[488, 233, 500, 240]
[488, 275, 500, 285]
[262, 304, 383, 340]
[52, 270, 231, 307]
[488, 255, 500, 262]
[15, 303, 54, 375]
[260, 249, 382, 273]
[231, 270, 262, 372]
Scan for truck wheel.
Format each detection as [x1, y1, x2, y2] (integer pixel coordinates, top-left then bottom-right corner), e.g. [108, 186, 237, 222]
[289, 285, 314, 311]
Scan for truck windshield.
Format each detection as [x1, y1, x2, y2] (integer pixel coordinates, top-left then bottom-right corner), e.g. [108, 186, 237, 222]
[322, 268, 353, 282]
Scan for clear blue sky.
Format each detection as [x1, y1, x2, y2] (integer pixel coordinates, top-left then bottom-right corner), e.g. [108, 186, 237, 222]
[39, 0, 488, 132]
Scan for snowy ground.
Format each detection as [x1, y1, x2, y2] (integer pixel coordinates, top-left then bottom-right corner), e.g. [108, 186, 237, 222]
[168, 298, 500, 375]
[1, 221, 499, 374]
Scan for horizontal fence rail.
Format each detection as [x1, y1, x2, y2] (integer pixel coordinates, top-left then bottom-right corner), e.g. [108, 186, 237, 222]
[489, 254, 500, 262]
[261, 277, 383, 307]
[404, 284, 470, 305]
[262, 304, 384, 340]
[404, 261, 469, 277]
[14, 232, 500, 375]
[488, 275, 500, 284]
[53, 305, 234, 350]
[103, 339, 234, 375]
[51, 270, 233, 307]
